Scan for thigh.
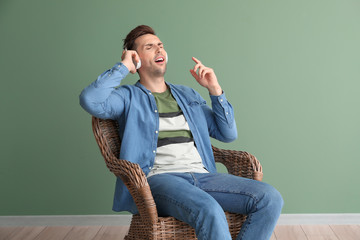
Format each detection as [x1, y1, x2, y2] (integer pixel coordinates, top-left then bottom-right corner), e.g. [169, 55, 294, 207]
[147, 173, 224, 220]
[195, 173, 279, 214]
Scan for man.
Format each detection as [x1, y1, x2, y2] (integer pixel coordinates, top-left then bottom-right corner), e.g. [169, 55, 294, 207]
[80, 25, 283, 240]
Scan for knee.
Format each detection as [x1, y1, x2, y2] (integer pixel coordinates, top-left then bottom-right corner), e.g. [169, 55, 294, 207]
[261, 184, 284, 213]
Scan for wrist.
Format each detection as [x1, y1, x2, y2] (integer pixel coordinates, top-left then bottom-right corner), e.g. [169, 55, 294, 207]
[208, 85, 222, 96]
[121, 60, 132, 72]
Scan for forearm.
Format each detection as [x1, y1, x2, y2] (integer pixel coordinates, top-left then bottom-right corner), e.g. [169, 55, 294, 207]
[79, 62, 129, 118]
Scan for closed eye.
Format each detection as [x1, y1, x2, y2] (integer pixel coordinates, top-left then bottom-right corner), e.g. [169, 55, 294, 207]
[144, 42, 163, 50]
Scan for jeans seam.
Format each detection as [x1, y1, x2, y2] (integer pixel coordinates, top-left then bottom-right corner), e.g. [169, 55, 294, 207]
[194, 210, 209, 239]
[203, 189, 259, 201]
[202, 190, 259, 240]
[153, 194, 193, 215]
[190, 172, 198, 186]
[238, 213, 252, 240]
[153, 193, 209, 239]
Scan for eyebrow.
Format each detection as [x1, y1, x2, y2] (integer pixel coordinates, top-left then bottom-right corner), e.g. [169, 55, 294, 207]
[144, 42, 163, 48]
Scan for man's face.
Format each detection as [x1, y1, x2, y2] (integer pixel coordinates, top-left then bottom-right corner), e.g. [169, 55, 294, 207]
[134, 34, 167, 77]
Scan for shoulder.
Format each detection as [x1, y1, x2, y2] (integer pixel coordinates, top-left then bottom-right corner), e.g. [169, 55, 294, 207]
[114, 83, 141, 94]
[111, 84, 144, 102]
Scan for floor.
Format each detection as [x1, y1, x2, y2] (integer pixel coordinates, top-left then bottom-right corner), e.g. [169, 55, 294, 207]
[1, 225, 360, 240]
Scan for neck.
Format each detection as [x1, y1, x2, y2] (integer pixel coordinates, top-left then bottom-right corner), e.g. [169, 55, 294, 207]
[139, 74, 167, 93]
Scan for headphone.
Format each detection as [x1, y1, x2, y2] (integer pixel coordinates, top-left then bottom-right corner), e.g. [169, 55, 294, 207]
[125, 48, 168, 69]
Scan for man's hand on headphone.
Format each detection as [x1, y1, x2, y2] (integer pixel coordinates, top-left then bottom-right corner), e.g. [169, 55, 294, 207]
[121, 50, 140, 74]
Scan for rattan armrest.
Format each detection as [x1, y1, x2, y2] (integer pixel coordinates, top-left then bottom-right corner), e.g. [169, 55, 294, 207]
[212, 146, 263, 181]
[106, 157, 158, 224]
[92, 117, 158, 223]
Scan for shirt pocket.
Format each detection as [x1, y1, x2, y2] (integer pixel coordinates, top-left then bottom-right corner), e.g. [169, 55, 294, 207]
[186, 100, 207, 127]
[187, 99, 206, 107]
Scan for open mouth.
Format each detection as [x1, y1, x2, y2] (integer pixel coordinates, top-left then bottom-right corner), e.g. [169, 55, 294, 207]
[155, 56, 165, 63]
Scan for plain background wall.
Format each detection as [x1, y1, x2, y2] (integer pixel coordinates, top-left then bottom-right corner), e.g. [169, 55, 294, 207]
[1, 0, 359, 215]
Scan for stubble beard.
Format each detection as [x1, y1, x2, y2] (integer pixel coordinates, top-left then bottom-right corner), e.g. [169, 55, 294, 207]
[151, 65, 167, 78]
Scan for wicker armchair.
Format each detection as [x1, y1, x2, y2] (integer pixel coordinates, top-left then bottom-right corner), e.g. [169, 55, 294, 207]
[91, 116, 263, 240]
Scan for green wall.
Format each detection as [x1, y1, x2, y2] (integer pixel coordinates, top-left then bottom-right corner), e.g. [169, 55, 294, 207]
[1, 0, 359, 215]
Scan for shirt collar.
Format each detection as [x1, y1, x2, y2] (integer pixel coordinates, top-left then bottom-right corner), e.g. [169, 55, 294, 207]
[135, 80, 174, 94]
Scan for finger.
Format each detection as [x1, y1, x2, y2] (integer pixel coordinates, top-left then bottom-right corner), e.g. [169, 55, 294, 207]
[192, 57, 201, 64]
[131, 51, 140, 63]
[123, 50, 132, 61]
[193, 64, 198, 73]
[193, 63, 202, 73]
[199, 66, 206, 79]
[190, 69, 199, 81]
[200, 66, 211, 79]
[121, 50, 126, 60]
[201, 68, 213, 79]
[200, 69, 205, 79]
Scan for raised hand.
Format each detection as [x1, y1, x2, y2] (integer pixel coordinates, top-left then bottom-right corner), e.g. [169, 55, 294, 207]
[190, 57, 222, 96]
[121, 50, 141, 74]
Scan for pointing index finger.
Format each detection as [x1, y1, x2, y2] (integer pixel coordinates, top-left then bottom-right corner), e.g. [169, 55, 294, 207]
[192, 57, 201, 64]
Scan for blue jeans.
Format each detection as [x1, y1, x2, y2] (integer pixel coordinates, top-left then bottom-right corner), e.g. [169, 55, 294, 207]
[147, 172, 283, 240]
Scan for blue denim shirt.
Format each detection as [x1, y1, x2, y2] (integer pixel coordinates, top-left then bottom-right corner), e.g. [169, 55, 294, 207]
[79, 62, 237, 213]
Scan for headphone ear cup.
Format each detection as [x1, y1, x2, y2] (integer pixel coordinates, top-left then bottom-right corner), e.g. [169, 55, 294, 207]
[166, 52, 168, 63]
[136, 59, 141, 69]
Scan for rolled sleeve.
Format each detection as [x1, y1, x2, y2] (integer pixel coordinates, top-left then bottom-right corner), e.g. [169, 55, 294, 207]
[79, 62, 129, 119]
[94, 62, 130, 88]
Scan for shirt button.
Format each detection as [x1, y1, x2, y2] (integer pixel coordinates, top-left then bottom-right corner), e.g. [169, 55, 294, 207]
[226, 112, 229, 115]
[220, 99, 223, 102]
[118, 65, 121, 67]
[149, 92, 152, 95]
[153, 150, 156, 153]
[154, 109, 158, 113]
[155, 130, 158, 134]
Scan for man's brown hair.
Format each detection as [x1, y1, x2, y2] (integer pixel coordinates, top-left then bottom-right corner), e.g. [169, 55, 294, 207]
[123, 25, 156, 51]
